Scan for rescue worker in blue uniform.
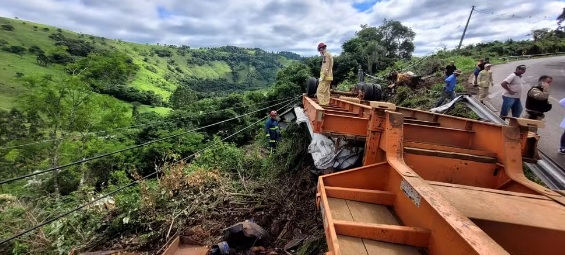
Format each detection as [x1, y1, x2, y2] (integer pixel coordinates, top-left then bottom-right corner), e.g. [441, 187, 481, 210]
[265, 111, 281, 153]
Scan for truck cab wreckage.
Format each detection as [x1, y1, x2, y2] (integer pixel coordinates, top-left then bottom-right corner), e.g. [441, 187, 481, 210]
[296, 95, 565, 255]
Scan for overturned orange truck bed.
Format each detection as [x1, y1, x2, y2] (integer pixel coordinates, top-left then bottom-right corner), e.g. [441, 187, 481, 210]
[304, 96, 565, 255]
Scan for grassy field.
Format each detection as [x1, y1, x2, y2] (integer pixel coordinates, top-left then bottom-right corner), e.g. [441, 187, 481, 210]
[0, 16, 298, 114]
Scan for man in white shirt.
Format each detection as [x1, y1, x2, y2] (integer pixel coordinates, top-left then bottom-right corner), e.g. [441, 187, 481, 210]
[499, 65, 527, 119]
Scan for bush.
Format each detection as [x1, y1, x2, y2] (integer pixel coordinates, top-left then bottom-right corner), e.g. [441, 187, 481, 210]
[42, 27, 49, 32]
[1, 24, 15, 31]
[49, 34, 94, 57]
[28, 45, 44, 55]
[153, 49, 172, 58]
[96, 84, 163, 106]
[2, 45, 27, 56]
[144, 65, 158, 73]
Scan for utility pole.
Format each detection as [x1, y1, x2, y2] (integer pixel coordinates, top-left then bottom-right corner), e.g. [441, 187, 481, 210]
[458, 5, 475, 50]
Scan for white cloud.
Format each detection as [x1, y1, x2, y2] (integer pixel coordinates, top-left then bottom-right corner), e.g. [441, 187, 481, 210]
[0, 0, 562, 57]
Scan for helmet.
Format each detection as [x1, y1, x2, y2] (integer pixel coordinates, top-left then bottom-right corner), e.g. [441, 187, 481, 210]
[269, 111, 277, 117]
[317, 42, 327, 51]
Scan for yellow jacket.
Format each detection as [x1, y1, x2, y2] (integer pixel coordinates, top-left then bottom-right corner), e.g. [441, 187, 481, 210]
[320, 51, 334, 81]
[477, 70, 493, 88]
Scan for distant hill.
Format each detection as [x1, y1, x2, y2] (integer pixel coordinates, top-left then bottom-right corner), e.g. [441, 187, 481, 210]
[0, 16, 302, 112]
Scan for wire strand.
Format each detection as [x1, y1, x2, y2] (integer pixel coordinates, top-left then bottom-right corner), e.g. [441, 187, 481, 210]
[474, 8, 552, 21]
[0, 97, 298, 185]
[0, 99, 298, 246]
[1, 96, 298, 150]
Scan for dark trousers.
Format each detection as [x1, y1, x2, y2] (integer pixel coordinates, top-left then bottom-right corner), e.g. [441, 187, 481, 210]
[269, 141, 277, 153]
[561, 131, 565, 150]
[436, 89, 456, 107]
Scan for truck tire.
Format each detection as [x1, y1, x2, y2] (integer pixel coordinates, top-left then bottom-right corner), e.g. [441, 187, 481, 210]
[372, 84, 382, 101]
[363, 84, 374, 101]
[307, 77, 318, 97]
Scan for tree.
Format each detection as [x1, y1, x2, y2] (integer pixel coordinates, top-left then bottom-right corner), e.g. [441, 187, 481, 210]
[2, 45, 27, 57]
[1, 24, 15, 31]
[67, 50, 139, 88]
[18, 75, 94, 196]
[36, 53, 50, 66]
[557, 8, 565, 29]
[341, 21, 416, 74]
[169, 85, 198, 110]
[362, 42, 385, 74]
[377, 19, 415, 60]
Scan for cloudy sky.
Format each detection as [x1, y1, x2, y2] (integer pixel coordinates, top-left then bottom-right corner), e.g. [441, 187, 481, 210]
[1, 0, 563, 56]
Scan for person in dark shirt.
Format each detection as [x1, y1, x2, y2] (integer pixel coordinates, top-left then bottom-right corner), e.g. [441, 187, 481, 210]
[473, 59, 485, 86]
[445, 61, 457, 78]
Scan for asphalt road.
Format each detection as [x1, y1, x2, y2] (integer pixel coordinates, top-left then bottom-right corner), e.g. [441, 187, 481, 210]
[481, 55, 565, 167]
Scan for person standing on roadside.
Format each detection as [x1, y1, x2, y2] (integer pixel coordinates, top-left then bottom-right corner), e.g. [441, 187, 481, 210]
[473, 59, 485, 86]
[524, 75, 553, 120]
[477, 63, 494, 103]
[436, 70, 462, 107]
[559, 98, 565, 154]
[316, 42, 333, 106]
[499, 65, 527, 119]
[445, 61, 457, 78]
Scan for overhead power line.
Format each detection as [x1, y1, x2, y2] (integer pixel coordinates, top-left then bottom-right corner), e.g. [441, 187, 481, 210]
[402, 23, 463, 71]
[1, 96, 298, 151]
[0, 97, 299, 186]
[0, 99, 297, 246]
[474, 7, 553, 21]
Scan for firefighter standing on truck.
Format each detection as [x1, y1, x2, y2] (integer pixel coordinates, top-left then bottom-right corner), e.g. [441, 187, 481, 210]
[317, 42, 333, 106]
[265, 111, 281, 153]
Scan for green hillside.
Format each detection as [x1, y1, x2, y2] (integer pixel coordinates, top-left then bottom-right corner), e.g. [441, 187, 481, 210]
[0, 17, 301, 112]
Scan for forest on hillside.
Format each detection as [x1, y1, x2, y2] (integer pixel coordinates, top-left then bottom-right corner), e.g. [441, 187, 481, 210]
[1, 11, 565, 254]
[0, 16, 299, 111]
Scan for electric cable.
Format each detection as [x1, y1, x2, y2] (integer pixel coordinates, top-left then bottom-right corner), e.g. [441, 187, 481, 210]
[0, 97, 298, 185]
[0, 98, 297, 246]
[1, 96, 298, 150]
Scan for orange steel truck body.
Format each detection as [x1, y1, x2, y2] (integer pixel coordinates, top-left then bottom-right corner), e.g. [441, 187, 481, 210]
[304, 96, 565, 255]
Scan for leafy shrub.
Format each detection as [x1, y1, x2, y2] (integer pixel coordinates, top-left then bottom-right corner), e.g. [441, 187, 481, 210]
[144, 65, 158, 73]
[1, 24, 15, 31]
[153, 49, 172, 57]
[28, 45, 44, 55]
[2, 45, 27, 55]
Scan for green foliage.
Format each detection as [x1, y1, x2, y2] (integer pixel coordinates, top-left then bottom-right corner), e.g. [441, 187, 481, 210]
[47, 45, 73, 65]
[169, 85, 198, 110]
[2, 45, 27, 56]
[49, 33, 95, 57]
[68, 50, 139, 86]
[319, 20, 416, 85]
[1, 24, 14, 31]
[262, 123, 311, 177]
[0, 16, 297, 111]
[192, 136, 244, 173]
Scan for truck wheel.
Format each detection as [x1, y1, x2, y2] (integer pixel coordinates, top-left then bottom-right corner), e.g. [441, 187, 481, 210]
[363, 84, 374, 101]
[307, 77, 318, 97]
[373, 84, 382, 101]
